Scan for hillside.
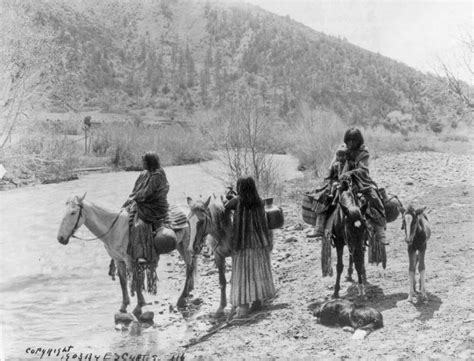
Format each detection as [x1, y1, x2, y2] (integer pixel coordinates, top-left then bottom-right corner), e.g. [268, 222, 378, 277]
[0, 0, 470, 133]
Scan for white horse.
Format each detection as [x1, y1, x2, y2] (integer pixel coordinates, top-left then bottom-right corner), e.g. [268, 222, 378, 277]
[57, 194, 197, 317]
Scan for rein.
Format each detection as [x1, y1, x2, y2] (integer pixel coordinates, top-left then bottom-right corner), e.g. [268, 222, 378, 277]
[69, 202, 124, 241]
[195, 211, 211, 253]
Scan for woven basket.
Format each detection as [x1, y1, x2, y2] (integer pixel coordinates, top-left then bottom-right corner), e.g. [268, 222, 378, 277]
[302, 193, 317, 225]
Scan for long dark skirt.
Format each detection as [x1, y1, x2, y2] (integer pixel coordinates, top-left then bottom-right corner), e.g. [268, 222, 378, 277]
[231, 246, 275, 306]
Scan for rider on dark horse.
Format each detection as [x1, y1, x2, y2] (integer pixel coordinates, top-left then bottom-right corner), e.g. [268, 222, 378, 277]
[312, 128, 388, 246]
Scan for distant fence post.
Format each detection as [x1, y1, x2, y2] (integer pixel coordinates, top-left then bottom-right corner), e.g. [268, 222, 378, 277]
[83, 116, 91, 154]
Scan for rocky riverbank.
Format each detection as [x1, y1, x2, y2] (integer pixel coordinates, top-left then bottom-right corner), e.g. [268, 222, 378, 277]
[159, 150, 474, 360]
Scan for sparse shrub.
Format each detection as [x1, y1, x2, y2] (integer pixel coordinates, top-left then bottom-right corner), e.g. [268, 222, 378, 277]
[286, 104, 345, 176]
[157, 99, 170, 109]
[364, 127, 438, 155]
[440, 133, 469, 142]
[111, 139, 134, 167]
[429, 121, 444, 134]
[91, 131, 111, 155]
[212, 91, 284, 198]
[12, 130, 80, 181]
[132, 114, 144, 127]
[94, 123, 210, 169]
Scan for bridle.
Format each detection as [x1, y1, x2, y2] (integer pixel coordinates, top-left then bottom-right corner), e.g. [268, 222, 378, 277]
[188, 205, 213, 254]
[66, 201, 123, 242]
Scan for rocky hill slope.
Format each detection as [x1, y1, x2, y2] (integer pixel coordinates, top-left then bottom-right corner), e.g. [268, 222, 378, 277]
[1, 0, 469, 133]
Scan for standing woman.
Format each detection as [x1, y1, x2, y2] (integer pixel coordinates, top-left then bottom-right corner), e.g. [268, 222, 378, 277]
[225, 176, 275, 317]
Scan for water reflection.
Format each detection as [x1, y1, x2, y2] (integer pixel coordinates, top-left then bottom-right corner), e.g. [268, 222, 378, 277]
[0, 156, 301, 358]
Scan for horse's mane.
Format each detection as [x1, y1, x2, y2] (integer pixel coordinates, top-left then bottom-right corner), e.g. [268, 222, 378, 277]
[405, 204, 428, 222]
[208, 199, 231, 231]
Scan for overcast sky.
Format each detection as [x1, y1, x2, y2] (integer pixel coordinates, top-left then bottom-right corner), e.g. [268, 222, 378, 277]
[240, 0, 473, 84]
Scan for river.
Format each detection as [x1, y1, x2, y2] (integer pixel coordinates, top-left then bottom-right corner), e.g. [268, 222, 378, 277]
[0, 155, 301, 360]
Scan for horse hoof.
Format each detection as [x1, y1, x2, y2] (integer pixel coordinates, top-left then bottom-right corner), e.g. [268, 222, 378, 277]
[177, 298, 187, 309]
[215, 309, 225, 318]
[132, 308, 142, 319]
[345, 276, 353, 282]
[332, 294, 340, 299]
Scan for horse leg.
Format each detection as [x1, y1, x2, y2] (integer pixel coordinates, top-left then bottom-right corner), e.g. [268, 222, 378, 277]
[419, 249, 427, 303]
[407, 247, 416, 303]
[346, 255, 354, 282]
[333, 245, 344, 298]
[362, 247, 367, 284]
[133, 289, 146, 319]
[176, 236, 196, 308]
[353, 247, 366, 298]
[215, 251, 227, 317]
[117, 261, 130, 313]
[132, 270, 147, 319]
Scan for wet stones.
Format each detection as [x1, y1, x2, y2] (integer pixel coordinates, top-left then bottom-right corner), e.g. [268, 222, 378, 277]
[114, 311, 154, 327]
[114, 312, 134, 326]
[139, 311, 155, 325]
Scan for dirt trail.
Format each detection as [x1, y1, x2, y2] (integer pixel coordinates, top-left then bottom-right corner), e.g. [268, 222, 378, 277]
[162, 151, 474, 360]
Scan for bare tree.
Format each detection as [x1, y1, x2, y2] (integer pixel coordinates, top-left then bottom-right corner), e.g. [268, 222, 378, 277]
[0, 1, 65, 149]
[438, 32, 473, 109]
[219, 90, 281, 198]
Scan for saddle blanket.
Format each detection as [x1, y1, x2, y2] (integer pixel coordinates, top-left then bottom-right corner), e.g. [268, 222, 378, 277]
[128, 205, 188, 231]
[168, 206, 188, 230]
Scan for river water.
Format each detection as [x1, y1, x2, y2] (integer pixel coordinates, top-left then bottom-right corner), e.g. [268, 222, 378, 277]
[0, 155, 301, 360]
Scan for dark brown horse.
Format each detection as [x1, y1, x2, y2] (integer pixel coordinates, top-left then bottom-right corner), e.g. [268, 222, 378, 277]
[402, 204, 431, 303]
[329, 178, 368, 298]
[346, 190, 403, 281]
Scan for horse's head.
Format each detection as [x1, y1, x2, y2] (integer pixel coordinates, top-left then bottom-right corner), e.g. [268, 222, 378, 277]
[187, 196, 212, 254]
[401, 205, 427, 245]
[339, 186, 367, 242]
[57, 193, 86, 245]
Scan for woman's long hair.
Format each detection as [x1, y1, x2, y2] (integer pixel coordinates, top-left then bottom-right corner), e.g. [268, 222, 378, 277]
[143, 152, 161, 171]
[343, 128, 364, 149]
[237, 176, 262, 209]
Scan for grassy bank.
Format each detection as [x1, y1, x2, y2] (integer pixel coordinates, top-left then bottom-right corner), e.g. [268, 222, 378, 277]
[0, 109, 471, 188]
[0, 117, 213, 186]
